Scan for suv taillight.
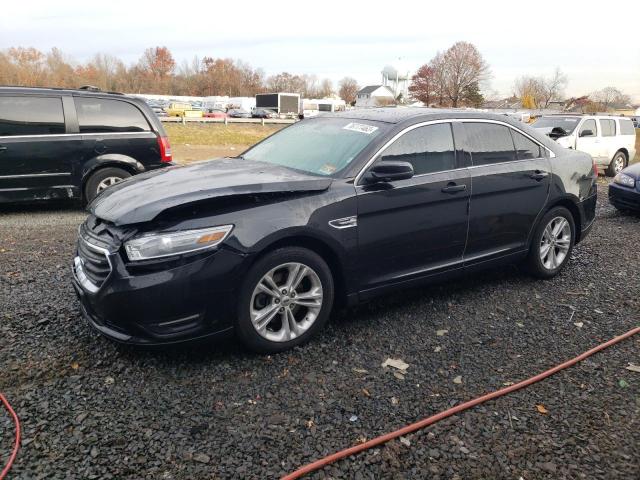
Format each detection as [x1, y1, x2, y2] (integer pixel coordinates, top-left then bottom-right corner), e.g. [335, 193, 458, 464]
[158, 136, 172, 163]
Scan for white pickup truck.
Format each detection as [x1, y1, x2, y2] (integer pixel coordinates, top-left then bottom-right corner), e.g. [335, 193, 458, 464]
[533, 115, 637, 176]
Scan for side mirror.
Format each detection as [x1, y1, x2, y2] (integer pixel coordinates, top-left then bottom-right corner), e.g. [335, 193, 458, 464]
[579, 129, 593, 137]
[365, 160, 414, 183]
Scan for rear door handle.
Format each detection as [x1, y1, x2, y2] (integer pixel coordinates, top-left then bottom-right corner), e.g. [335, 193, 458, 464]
[441, 183, 467, 193]
[528, 171, 549, 181]
[0, 145, 7, 153]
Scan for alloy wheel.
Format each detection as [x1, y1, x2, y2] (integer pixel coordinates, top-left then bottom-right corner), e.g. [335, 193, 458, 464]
[539, 216, 571, 270]
[96, 176, 124, 193]
[250, 262, 323, 342]
[613, 155, 625, 174]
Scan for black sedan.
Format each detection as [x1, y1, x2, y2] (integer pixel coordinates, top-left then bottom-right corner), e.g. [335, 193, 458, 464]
[72, 109, 597, 352]
[609, 162, 640, 212]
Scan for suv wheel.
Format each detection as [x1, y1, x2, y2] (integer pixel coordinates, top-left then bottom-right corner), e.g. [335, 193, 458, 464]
[236, 247, 334, 353]
[85, 167, 131, 203]
[525, 206, 575, 279]
[606, 151, 627, 177]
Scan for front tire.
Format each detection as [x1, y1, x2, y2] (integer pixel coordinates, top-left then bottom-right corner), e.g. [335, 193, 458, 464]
[236, 247, 334, 353]
[606, 151, 627, 177]
[84, 167, 131, 203]
[525, 206, 575, 279]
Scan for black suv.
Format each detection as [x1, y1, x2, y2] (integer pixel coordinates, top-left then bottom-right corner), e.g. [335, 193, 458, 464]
[0, 86, 173, 204]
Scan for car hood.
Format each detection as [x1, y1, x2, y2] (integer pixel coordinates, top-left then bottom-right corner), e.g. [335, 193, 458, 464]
[621, 162, 640, 178]
[89, 158, 333, 226]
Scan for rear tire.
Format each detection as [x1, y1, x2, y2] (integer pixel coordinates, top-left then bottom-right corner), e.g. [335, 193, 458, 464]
[236, 247, 334, 353]
[84, 167, 131, 204]
[606, 151, 627, 177]
[525, 206, 575, 279]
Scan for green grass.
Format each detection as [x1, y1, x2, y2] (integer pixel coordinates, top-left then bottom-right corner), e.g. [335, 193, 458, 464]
[164, 123, 284, 146]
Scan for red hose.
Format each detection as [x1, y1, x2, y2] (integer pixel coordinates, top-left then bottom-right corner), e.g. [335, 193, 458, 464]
[0, 393, 20, 480]
[282, 326, 640, 480]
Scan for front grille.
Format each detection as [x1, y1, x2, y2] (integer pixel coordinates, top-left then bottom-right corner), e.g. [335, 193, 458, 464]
[76, 216, 119, 289]
[77, 237, 111, 288]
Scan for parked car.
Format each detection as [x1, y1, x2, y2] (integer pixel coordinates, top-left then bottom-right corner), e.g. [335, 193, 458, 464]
[609, 163, 640, 212]
[0, 86, 173, 204]
[151, 106, 167, 117]
[72, 109, 597, 352]
[532, 115, 637, 176]
[204, 108, 228, 119]
[252, 108, 276, 119]
[227, 109, 251, 118]
[166, 102, 203, 118]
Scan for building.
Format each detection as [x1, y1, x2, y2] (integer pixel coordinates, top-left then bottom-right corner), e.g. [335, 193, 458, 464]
[355, 85, 395, 108]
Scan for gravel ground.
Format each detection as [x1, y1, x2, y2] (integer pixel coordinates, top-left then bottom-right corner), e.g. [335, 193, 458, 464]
[1, 184, 638, 479]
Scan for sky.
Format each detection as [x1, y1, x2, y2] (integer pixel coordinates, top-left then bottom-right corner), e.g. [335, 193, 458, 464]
[2, 0, 639, 101]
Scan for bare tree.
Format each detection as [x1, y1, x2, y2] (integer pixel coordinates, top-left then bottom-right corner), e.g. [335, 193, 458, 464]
[540, 68, 567, 108]
[338, 77, 359, 105]
[429, 52, 448, 106]
[441, 42, 489, 107]
[592, 87, 630, 110]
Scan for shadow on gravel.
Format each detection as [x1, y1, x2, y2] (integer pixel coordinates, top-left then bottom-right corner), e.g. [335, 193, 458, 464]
[0, 199, 84, 214]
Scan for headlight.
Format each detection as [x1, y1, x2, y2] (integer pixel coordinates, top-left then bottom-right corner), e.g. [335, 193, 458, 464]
[124, 225, 233, 261]
[614, 173, 636, 188]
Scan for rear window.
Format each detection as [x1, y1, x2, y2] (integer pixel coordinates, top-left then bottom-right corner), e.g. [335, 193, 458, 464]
[464, 123, 516, 165]
[510, 129, 542, 160]
[0, 96, 65, 136]
[619, 119, 635, 135]
[75, 98, 150, 133]
[599, 119, 616, 137]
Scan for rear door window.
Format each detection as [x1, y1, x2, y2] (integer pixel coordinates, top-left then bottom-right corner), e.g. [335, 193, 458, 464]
[380, 123, 457, 175]
[619, 119, 635, 135]
[510, 129, 542, 159]
[75, 98, 150, 133]
[599, 119, 616, 137]
[464, 123, 516, 165]
[0, 96, 65, 136]
[578, 119, 597, 137]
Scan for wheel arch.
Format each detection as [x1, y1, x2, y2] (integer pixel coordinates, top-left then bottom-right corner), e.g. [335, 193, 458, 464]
[80, 155, 144, 200]
[247, 233, 350, 308]
[542, 197, 583, 243]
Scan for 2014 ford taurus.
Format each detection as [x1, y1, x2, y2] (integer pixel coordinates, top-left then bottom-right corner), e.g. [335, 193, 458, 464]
[71, 109, 597, 352]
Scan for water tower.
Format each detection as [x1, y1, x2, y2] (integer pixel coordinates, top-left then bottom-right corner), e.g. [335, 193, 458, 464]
[381, 61, 411, 101]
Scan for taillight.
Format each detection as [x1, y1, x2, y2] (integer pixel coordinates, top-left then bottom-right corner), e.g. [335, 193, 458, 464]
[157, 136, 172, 163]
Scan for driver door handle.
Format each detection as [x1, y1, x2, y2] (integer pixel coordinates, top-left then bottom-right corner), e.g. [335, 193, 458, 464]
[441, 183, 467, 193]
[528, 171, 549, 181]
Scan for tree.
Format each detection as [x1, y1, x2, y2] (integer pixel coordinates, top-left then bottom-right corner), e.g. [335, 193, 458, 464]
[338, 77, 359, 105]
[592, 87, 630, 110]
[514, 75, 545, 108]
[318, 78, 333, 98]
[441, 41, 489, 107]
[138, 46, 175, 93]
[540, 68, 567, 108]
[408, 64, 435, 105]
[461, 81, 484, 108]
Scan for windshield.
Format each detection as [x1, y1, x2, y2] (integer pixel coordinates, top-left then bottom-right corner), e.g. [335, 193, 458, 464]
[533, 116, 581, 134]
[243, 118, 386, 176]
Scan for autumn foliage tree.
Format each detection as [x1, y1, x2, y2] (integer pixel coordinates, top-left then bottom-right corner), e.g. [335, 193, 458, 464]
[408, 64, 435, 105]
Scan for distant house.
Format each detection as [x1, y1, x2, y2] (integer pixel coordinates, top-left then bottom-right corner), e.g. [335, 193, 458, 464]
[355, 85, 395, 108]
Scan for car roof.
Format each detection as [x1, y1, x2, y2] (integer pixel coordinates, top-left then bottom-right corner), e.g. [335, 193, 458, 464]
[326, 107, 525, 125]
[0, 85, 132, 99]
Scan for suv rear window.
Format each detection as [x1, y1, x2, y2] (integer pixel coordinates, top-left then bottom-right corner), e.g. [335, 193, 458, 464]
[619, 119, 635, 135]
[0, 96, 65, 136]
[599, 119, 616, 137]
[75, 98, 150, 133]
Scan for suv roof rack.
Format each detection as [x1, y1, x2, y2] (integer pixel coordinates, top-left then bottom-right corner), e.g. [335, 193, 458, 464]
[78, 85, 100, 91]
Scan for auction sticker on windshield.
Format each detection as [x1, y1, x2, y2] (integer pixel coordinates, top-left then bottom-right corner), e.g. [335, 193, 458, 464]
[343, 123, 378, 134]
